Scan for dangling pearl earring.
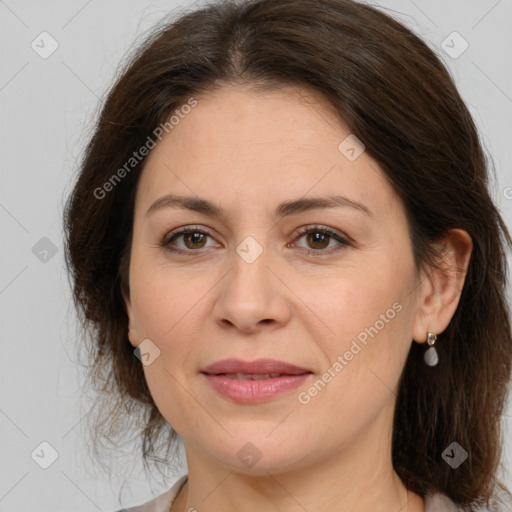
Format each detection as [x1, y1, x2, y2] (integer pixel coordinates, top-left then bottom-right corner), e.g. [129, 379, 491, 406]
[424, 332, 438, 366]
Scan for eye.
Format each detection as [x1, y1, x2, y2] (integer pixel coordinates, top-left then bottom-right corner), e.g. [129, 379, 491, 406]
[161, 225, 218, 253]
[161, 224, 352, 256]
[289, 225, 352, 256]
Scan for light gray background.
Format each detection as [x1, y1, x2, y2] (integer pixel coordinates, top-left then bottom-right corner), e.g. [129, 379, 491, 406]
[1, 0, 512, 510]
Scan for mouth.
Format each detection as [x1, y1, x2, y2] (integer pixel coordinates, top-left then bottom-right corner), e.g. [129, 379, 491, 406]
[203, 372, 312, 380]
[201, 357, 313, 376]
[202, 373, 313, 403]
[200, 358, 314, 403]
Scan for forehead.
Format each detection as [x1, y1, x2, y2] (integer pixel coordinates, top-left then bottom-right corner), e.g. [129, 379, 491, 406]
[153, 84, 349, 154]
[136, 84, 400, 221]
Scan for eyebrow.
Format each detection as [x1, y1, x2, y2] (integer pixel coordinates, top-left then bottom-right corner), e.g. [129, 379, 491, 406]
[145, 193, 375, 220]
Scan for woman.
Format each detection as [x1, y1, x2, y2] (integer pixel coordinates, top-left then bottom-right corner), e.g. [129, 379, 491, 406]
[63, 0, 512, 510]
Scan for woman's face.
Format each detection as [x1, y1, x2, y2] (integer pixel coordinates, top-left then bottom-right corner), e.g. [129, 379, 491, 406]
[125, 84, 427, 474]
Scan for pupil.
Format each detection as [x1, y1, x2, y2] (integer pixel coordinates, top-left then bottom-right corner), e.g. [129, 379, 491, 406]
[187, 232, 205, 248]
[308, 232, 328, 249]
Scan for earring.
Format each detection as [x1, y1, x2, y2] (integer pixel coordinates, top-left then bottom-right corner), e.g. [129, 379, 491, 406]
[423, 332, 438, 366]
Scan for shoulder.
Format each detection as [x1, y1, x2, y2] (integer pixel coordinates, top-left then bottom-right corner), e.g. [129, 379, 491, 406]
[424, 488, 512, 512]
[114, 474, 188, 512]
[424, 492, 465, 511]
[474, 488, 512, 511]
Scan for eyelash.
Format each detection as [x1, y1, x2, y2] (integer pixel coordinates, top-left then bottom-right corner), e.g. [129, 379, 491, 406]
[160, 224, 352, 256]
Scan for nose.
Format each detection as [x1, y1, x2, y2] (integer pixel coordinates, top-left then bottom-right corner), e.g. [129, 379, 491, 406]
[212, 243, 292, 334]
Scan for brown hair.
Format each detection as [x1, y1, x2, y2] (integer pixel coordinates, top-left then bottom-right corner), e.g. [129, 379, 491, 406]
[63, 0, 512, 508]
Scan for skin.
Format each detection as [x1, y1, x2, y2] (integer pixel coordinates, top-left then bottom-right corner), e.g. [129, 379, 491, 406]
[124, 83, 473, 512]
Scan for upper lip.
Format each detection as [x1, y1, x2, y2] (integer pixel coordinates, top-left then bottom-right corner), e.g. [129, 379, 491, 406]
[201, 358, 313, 375]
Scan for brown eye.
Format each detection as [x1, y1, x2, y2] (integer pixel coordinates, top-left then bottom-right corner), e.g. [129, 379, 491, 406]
[305, 231, 331, 250]
[291, 225, 352, 256]
[180, 231, 208, 249]
[162, 226, 217, 253]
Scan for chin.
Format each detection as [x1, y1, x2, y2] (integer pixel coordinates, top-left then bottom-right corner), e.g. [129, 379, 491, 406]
[204, 435, 312, 476]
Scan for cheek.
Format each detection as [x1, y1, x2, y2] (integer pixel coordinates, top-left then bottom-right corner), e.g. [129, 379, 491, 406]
[312, 266, 412, 385]
[129, 262, 199, 340]
[298, 286, 411, 443]
[307, 265, 404, 337]
[130, 269, 204, 426]
[129, 263, 209, 403]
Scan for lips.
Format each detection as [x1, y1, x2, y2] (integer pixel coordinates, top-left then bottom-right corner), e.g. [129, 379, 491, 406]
[223, 373, 286, 380]
[202, 361, 314, 403]
[201, 358, 313, 377]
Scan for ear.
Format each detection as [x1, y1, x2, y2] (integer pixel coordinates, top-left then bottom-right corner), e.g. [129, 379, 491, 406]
[123, 291, 139, 348]
[412, 228, 473, 343]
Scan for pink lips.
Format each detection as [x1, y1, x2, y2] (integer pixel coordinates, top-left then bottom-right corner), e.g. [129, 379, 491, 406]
[201, 358, 312, 375]
[201, 358, 313, 403]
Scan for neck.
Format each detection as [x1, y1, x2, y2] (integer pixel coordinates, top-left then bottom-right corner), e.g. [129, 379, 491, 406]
[172, 399, 425, 512]
[172, 437, 425, 512]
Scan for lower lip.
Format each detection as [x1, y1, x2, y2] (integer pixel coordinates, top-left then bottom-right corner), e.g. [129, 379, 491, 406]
[202, 373, 312, 403]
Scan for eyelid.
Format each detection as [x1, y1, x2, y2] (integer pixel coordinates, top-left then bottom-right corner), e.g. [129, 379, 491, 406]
[292, 224, 353, 244]
[289, 224, 352, 255]
[161, 225, 218, 247]
[161, 224, 352, 255]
